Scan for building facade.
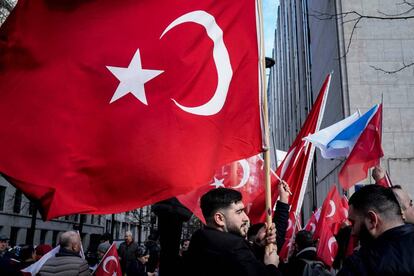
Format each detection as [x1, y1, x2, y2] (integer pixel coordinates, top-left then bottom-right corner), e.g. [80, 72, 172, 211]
[0, 175, 154, 248]
[269, 0, 414, 220]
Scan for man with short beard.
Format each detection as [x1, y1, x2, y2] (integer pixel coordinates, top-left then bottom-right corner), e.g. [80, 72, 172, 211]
[184, 188, 281, 276]
[338, 185, 414, 275]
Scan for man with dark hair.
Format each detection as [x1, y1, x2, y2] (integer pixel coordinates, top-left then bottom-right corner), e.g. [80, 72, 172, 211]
[185, 188, 281, 276]
[279, 230, 329, 276]
[338, 185, 414, 275]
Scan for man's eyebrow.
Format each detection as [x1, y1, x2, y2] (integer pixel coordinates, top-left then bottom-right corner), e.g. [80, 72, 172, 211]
[236, 207, 246, 212]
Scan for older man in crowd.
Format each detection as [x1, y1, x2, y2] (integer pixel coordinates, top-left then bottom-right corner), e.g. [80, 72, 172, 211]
[38, 230, 90, 276]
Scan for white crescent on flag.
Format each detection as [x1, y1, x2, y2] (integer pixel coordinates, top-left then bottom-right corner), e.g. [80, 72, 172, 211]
[160, 10, 232, 116]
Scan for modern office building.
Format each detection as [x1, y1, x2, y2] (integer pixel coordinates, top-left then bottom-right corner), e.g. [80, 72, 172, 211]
[268, 0, 414, 220]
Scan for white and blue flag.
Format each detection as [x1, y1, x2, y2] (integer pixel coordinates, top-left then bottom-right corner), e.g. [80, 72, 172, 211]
[304, 105, 379, 159]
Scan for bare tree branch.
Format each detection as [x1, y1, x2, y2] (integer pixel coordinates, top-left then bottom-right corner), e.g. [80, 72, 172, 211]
[308, 7, 414, 73]
[378, 0, 414, 16]
[370, 62, 414, 74]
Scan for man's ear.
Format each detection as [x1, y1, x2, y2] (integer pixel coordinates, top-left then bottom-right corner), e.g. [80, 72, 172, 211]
[213, 212, 225, 227]
[366, 210, 379, 230]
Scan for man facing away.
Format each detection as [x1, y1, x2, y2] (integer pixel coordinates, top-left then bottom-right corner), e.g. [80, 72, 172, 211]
[38, 231, 90, 276]
[184, 188, 281, 276]
[338, 184, 414, 276]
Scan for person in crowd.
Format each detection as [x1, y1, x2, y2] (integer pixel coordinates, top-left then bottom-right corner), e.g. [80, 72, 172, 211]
[273, 180, 291, 251]
[126, 245, 155, 276]
[372, 166, 414, 224]
[99, 232, 112, 244]
[35, 244, 52, 261]
[118, 231, 139, 273]
[279, 230, 330, 276]
[391, 185, 414, 224]
[96, 242, 110, 261]
[184, 188, 281, 276]
[338, 184, 414, 275]
[0, 235, 9, 258]
[144, 231, 160, 274]
[89, 242, 111, 271]
[18, 245, 36, 269]
[38, 231, 90, 276]
[179, 239, 190, 257]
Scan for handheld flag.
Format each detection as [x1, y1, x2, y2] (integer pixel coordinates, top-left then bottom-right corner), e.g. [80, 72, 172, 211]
[338, 105, 383, 189]
[0, 0, 262, 219]
[93, 243, 122, 276]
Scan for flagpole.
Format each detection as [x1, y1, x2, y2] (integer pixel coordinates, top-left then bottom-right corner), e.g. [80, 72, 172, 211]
[294, 73, 331, 218]
[256, 0, 272, 228]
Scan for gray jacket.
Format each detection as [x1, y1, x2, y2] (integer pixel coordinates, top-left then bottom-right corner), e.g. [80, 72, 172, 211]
[37, 248, 90, 276]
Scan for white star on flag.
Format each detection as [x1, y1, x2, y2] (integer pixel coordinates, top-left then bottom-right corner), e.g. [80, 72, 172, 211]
[210, 177, 225, 189]
[106, 49, 163, 104]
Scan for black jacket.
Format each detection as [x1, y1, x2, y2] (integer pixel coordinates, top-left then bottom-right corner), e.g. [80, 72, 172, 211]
[274, 201, 290, 252]
[338, 224, 414, 276]
[280, 247, 317, 276]
[126, 259, 147, 276]
[118, 241, 139, 272]
[184, 227, 281, 276]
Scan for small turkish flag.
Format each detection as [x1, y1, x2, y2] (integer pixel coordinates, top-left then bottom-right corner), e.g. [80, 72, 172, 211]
[278, 212, 301, 262]
[314, 185, 347, 239]
[177, 155, 272, 224]
[304, 207, 321, 234]
[316, 226, 338, 267]
[0, 0, 262, 219]
[94, 243, 122, 276]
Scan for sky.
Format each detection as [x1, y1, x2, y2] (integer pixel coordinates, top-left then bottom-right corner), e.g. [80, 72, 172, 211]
[262, 0, 279, 58]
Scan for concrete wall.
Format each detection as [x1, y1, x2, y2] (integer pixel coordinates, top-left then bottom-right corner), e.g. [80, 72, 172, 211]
[338, 0, 414, 195]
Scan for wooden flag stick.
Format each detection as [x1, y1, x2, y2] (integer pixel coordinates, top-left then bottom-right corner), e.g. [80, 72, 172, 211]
[256, 0, 272, 227]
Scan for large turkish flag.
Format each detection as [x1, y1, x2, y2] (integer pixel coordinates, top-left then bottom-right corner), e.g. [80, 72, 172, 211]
[0, 0, 262, 219]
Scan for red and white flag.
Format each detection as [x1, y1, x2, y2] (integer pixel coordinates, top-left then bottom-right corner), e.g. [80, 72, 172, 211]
[93, 243, 122, 276]
[316, 225, 338, 267]
[0, 0, 263, 219]
[338, 105, 383, 189]
[177, 155, 276, 224]
[278, 212, 301, 262]
[304, 207, 321, 234]
[248, 73, 332, 223]
[313, 185, 347, 239]
[21, 246, 60, 276]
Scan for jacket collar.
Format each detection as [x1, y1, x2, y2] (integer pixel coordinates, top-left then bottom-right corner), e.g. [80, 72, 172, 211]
[56, 247, 82, 258]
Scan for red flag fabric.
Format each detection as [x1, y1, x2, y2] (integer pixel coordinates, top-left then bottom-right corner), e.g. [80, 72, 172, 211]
[304, 207, 321, 234]
[0, 0, 262, 219]
[313, 185, 347, 239]
[338, 105, 383, 190]
[316, 225, 338, 267]
[248, 74, 332, 223]
[278, 212, 301, 262]
[177, 155, 274, 224]
[340, 195, 349, 221]
[376, 173, 393, 188]
[94, 243, 122, 276]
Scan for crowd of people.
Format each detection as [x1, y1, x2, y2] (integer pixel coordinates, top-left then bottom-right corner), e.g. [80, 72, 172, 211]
[0, 169, 413, 275]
